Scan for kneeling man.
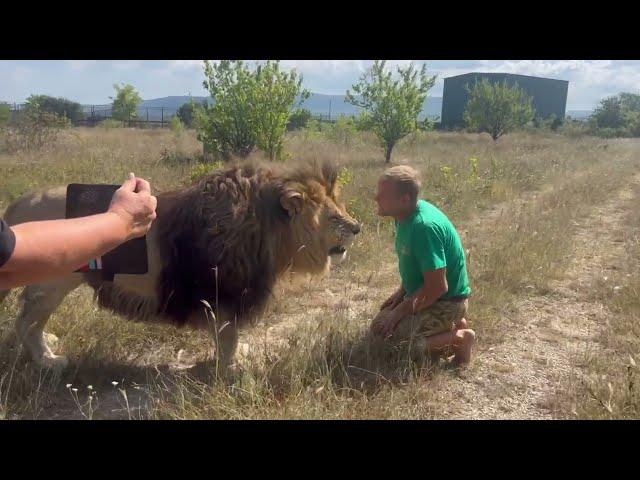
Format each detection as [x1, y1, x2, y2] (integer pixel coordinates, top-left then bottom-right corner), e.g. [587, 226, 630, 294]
[371, 165, 475, 365]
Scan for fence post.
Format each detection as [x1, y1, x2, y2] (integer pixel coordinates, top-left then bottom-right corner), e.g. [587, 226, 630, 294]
[161, 107, 164, 128]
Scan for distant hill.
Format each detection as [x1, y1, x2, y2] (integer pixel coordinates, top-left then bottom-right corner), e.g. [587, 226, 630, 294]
[84, 94, 583, 122]
[138, 94, 444, 120]
[566, 110, 592, 120]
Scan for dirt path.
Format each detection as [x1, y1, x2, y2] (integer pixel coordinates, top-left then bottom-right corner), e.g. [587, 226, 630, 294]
[433, 173, 640, 419]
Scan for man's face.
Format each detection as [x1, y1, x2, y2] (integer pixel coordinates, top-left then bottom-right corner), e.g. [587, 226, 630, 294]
[374, 179, 410, 217]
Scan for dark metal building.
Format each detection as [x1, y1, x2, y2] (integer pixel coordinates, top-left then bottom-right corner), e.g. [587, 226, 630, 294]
[440, 73, 569, 129]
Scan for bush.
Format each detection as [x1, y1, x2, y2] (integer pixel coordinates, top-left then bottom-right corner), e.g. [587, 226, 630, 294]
[171, 116, 185, 136]
[98, 119, 124, 130]
[287, 109, 312, 131]
[558, 120, 590, 138]
[189, 161, 225, 183]
[0, 102, 11, 126]
[326, 116, 359, 146]
[24, 95, 84, 123]
[2, 106, 70, 152]
[590, 93, 640, 138]
[533, 114, 563, 131]
[177, 100, 205, 128]
[418, 117, 437, 132]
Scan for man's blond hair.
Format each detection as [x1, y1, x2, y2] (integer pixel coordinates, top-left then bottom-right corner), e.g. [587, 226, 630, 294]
[381, 165, 422, 203]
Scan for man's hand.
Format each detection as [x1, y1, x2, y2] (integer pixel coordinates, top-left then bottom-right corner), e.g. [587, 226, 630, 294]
[108, 173, 158, 241]
[372, 307, 405, 338]
[380, 287, 405, 311]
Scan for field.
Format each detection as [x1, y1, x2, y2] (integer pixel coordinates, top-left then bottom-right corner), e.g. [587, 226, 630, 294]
[1, 126, 639, 419]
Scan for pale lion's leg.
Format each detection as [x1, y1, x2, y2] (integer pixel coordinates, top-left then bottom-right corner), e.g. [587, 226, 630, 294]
[15, 276, 82, 370]
[214, 322, 239, 370]
[188, 309, 240, 373]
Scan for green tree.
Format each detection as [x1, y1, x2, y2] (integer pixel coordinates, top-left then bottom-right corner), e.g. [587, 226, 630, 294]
[197, 60, 257, 160]
[346, 60, 435, 163]
[287, 108, 312, 131]
[110, 83, 142, 122]
[171, 116, 185, 136]
[590, 92, 640, 137]
[6, 101, 70, 152]
[464, 79, 535, 141]
[251, 61, 309, 160]
[177, 98, 206, 128]
[198, 60, 308, 161]
[24, 95, 84, 123]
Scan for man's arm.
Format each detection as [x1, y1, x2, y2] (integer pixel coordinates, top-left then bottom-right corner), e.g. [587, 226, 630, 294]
[374, 269, 448, 338]
[393, 269, 448, 318]
[0, 213, 132, 288]
[0, 174, 157, 290]
[380, 284, 406, 310]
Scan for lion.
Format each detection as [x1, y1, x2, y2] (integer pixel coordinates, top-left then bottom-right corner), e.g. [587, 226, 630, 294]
[0, 161, 361, 371]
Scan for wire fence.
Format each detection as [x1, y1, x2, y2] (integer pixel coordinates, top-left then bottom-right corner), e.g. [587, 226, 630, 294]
[7, 102, 362, 128]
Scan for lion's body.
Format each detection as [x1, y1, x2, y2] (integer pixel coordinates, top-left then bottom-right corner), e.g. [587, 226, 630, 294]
[1, 162, 360, 370]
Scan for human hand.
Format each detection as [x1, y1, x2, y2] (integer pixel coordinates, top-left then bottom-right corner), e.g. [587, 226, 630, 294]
[380, 289, 404, 311]
[372, 308, 404, 338]
[108, 173, 158, 241]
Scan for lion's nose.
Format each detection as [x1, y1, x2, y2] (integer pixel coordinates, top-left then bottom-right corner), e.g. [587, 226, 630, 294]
[352, 224, 361, 235]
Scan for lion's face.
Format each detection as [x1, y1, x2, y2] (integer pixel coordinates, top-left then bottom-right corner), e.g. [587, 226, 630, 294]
[282, 177, 361, 274]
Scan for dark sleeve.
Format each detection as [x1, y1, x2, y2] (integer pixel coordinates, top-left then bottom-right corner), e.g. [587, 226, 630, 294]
[0, 218, 16, 269]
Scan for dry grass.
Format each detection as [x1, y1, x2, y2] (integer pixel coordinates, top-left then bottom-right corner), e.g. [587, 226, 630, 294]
[0, 127, 638, 419]
[566, 178, 640, 419]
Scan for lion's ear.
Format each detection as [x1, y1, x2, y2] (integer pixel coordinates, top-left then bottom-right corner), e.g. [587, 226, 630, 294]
[280, 190, 303, 217]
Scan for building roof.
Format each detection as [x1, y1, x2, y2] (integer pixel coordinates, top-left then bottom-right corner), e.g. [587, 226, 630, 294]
[444, 72, 568, 84]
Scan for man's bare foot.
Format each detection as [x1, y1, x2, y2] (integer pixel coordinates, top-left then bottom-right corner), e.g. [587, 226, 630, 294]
[452, 329, 475, 365]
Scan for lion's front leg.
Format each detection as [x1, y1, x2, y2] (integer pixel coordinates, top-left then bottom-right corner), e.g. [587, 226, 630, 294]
[188, 309, 239, 372]
[213, 320, 239, 370]
[15, 276, 82, 370]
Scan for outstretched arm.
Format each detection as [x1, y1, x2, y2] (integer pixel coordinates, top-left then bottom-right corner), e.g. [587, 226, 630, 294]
[0, 174, 157, 289]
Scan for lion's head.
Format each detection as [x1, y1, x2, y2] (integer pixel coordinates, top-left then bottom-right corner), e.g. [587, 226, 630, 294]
[153, 161, 361, 326]
[275, 162, 361, 274]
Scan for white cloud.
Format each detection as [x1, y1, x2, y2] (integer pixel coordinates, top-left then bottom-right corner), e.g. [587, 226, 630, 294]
[10, 65, 31, 83]
[4, 60, 639, 109]
[66, 60, 97, 71]
[279, 60, 368, 75]
[473, 60, 640, 108]
[167, 60, 205, 71]
[112, 60, 142, 71]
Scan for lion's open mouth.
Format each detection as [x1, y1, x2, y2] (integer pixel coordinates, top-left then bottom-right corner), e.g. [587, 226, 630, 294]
[329, 246, 346, 256]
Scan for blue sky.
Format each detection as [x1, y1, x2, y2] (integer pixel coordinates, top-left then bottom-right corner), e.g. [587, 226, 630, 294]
[2, 60, 639, 110]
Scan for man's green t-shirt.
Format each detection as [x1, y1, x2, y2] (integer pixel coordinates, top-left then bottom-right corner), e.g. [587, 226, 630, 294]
[395, 200, 471, 298]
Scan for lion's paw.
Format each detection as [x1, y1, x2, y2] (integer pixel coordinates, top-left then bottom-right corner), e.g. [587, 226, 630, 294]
[39, 352, 69, 371]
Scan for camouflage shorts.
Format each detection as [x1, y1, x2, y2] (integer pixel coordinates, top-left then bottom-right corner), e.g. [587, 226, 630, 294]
[371, 298, 469, 343]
